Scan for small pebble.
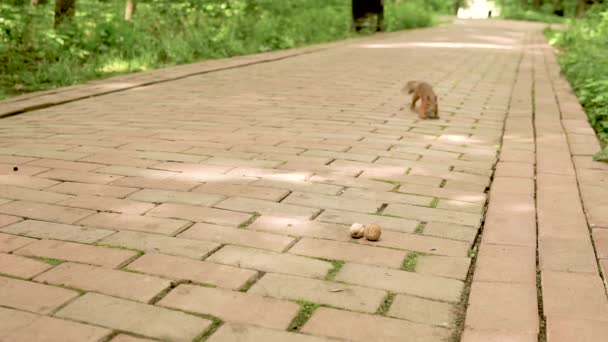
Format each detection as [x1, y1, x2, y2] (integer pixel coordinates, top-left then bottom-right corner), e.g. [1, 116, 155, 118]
[349, 223, 365, 239]
[364, 223, 382, 241]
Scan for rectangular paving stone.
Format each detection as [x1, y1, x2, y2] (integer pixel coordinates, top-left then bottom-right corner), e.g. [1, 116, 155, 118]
[0, 307, 111, 342]
[283, 192, 381, 214]
[0, 252, 52, 278]
[147, 202, 251, 227]
[249, 273, 386, 313]
[251, 179, 342, 196]
[126, 253, 256, 289]
[249, 216, 349, 241]
[47, 182, 139, 198]
[0, 213, 22, 228]
[340, 187, 432, 207]
[0, 184, 73, 204]
[301, 307, 450, 342]
[423, 221, 478, 243]
[474, 243, 536, 283]
[100, 231, 220, 259]
[207, 245, 332, 278]
[37, 169, 123, 185]
[398, 184, 486, 203]
[460, 329, 537, 342]
[309, 174, 395, 191]
[178, 222, 294, 252]
[539, 237, 598, 273]
[111, 176, 200, 191]
[215, 197, 319, 220]
[2, 219, 114, 243]
[0, 201, 96, 225]
[25, 158, 103, 172]
[0, 174, 59, 190]
[0, 276, 79, 314]
[541, 271, 608, 320]
[465, 282, 538, 333]
[110, 334, 156, 342]
[159, 284, 299, 329]
[388, 294, 455, 328]
[59, 195, 156, 215]
[0, 232, 35, 252]
[416, 255, 471, 280]
[79, 212, 191, 235]
[128, 189, 224, 206]
[546, 316, 608, 342]
[383, 203, 482, 227]
[207, 323, 338, 342]
[35, 262, 171, 302]
[193, 183, 290, 202]
[95, 165, 179, 179]
[289, 237, 406, 268]
[317, 209, 418, 233]
[55, 293, 212, 341]
[482, 193, 536, 247]
[16, 239, 139, 267]
[359, 229, 470, 257]
[335, 263, 463, 303]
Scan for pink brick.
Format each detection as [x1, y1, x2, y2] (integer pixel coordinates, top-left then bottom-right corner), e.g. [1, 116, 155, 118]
[0, 276, 79, 314]
[0, 232, 34, 252]
[47, 182, 139, 198]
[192, 183, 289, 202]
[0, 174, 59, 190]
[26, 158, 103, 172]
[58, 195, 156, 215]
[37, 169, 123, 184]
[0, 200, 95, 224]
[0, 184, 73, 204]
[0, 214, 21, 228]
[79, 212, 190, 235]
[0, 252, 52, 278]
[147, 202, 252, 227]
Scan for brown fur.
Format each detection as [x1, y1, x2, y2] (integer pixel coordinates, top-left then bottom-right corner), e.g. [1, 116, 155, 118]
[402, 81, 439, 119]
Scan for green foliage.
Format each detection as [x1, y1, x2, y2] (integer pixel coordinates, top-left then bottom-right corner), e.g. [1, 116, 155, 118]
[496, 0, 572, 22]
[0, 0, 440, 99]
[548, 4, 608, 149]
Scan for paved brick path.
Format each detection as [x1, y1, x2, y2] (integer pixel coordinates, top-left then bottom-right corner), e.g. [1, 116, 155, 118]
[1, 19, 607, 342]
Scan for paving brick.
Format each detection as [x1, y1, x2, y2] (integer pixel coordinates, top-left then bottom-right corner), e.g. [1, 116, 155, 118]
[301, 307, 450, 342]
[0, 201, 96, 225]
[335, 263, 463, 303]
[537, 174, 589, 239]
[541, 271, 608, 320]
[0, 276, 79, 314]
[0, 232, 34, 252]
[178, 222, 294, 252]
[383, 203, 482, 227]
[159, 284, 298, 329]
[2, 219, 113, 243]
[309, 174, 395, 191]
[249, 216, 348, 241]
[474, 244, 536, 283]
[111, 176, 200, 191]
[436, 199, 485, 213]
[388, 294, 455, 327]
[460, 330, 537, 342]
[341, 187, 432, 206]
[423, 221, 478, 243]
[398, 183, 486, 203]
[215, 197, 319, 220]
[358, 230, 470, 257]
[80, 153, 160, 168]
[482, 193, 536, 247]
[283, 192, 381, 213]
[127, 253, 256, 289]
[465, 282, 538, 333]
[13, 149, 90, 161]
[111, 334, 156, 342]
[546, 316, 608, 342]
[192, 183, 289, 202]
[251, 179, 342, 196]
[36, 262, 171, 302]
[539, 237, 598, 273]
[147, 202, 251, 227]
[0, 184, 73, 204]
[249, 272, 386, 313]
[16, 239, 138, 267]
[0, 307, 111, 342]
[0, 174, 59, 190]
[289, 237, 406, 268]
[47, 182, 138, 198]
[38, 169, 123, 184]
[59, 195, 156, 215]
[207, 323, 338, 342]
[79, 212, 190, 235]
[128, 188, 224, 206]
[0, 213, 22, 228]
[317, 209, 418, 233]
[581, 185, 608, 229]
[0, 252, 52, 278]
[25, 158, 103, 172]
[494, 161, 534, 178]
[207, 245, 332, 278]
[55, 293, 212, 341]
[416, 255, 471, 280]
[100, 231, 220, 259]
[95, 165, 179, 179]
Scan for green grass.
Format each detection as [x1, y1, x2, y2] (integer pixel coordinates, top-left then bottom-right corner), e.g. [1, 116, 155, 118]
[325, 260, 345, 281]
[545, 4, 608, 158]
[29, 256, 64, 266]
[288, 301, 320, 331]
[376, 292, 397, 315]
[402, 252, 421, 272]
[0, 0, 439, 100]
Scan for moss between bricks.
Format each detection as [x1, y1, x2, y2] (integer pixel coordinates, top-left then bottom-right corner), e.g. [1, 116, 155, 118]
[324, 260, 345, 281]
[288, 301, 320, 332]
[401, 252, 422, 272]
[28, 256, 64, 266]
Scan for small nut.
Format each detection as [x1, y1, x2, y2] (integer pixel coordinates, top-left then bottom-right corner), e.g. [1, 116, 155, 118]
[350, 223, 365, 238]
[364, 223, 382, 241]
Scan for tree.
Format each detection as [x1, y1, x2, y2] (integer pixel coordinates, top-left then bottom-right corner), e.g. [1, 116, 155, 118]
[54, 0, 76, 28]
[31, 0, 48, 5]
[125, 0, 136, 21]
[553, 0, 565, 16]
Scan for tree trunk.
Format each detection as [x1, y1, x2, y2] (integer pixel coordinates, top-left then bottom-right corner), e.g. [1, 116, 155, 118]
[54, 0, 76, 28]
[125, 0, 136, 21]
[577, 0, 587, 16]
[533, 0, 544, 8]
[31, 0, 48, 5]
